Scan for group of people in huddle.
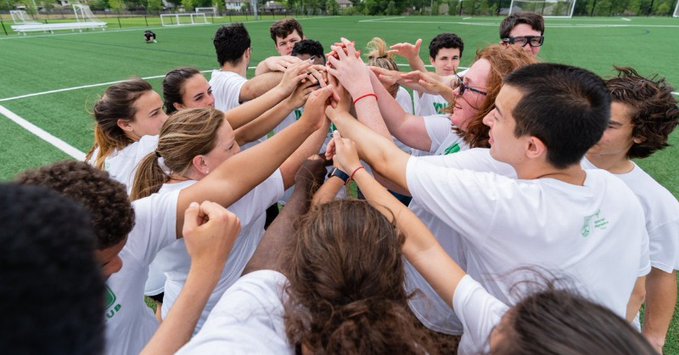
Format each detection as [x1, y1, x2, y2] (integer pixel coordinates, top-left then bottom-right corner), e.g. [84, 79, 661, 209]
[1, 12, 678, 355]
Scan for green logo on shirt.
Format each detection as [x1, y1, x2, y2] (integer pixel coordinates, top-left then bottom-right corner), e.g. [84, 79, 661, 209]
[105, 286, 122, 319]
[294, 109, 303, 120]
[444, 143, 461, 155]
[433, 102, 448, 114]
[581, 210, 609, 238]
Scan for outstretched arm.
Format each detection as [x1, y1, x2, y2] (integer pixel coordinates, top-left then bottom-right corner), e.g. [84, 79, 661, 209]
[242, 157, 327, 275]
[255, 55, 302, 76]
[389, 39, 428, 74]
[330, 134, 466, 306]
[225, 61, 311, 130]
[177, 85, 336, 237]
[141, 202, 241, 355]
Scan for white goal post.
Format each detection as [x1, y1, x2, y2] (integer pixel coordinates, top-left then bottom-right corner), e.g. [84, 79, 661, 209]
[195, 6, 218, 16]
[508, 0, 576, 18]
[160, 13, 210, 26]
[10, 10, 38, 24]
[673, 0, 679, 17]
[73, 4, 101, 22]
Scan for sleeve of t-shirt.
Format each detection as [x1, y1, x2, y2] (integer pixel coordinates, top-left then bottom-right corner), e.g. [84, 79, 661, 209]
[128, 188, 180, 266]
[213, 72, 248, 110]
[416, 148, 517, 178]
[227, 170, 285, 227]
[177, 270, 291, 354]
[453, 275, 509, 354]
[648, 218, 679, 272]
[423, 115, 454, 154]
[406, 156, 526, 240]
[396, 86, 414, 115]
[639, 227, 652, 277]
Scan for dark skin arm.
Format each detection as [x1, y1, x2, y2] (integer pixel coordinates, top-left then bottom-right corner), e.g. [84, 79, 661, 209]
[242, 156, 327, 275]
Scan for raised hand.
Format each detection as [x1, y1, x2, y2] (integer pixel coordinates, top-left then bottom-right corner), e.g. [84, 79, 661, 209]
[326, 39, 373, 99]
[330, 131, 362, 175]
[299, 85, 337, 130]
[287, 79, 318, 109]
[388, 39, 423, 61]
[278, 59, 314, 95]
[182, 201, 241, 271]
[370, 66, 403, 88]
[264, 55, 303, 72]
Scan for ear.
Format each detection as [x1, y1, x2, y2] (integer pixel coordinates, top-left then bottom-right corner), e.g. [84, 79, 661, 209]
[429, 57, 435, 66]
[525, 136, 547, 161]
[116, 118, 134, 132]
[192, 155, 210, 175]
[632, 136, 646, 144]
[173, 102, 185, 111]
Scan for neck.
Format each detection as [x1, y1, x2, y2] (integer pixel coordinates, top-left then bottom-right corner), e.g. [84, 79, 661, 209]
[585, 152, 634, 174]
[516, 163, 587, 186]
[168, 168, 204, 184]
[221, 60, 247, 77]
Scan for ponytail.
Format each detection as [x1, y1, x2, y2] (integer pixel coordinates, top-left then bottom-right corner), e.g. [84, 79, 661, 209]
[130, 152, 168, 200]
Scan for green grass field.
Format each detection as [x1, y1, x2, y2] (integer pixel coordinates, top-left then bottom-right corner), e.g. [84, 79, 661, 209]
[1, 15, 678, 352]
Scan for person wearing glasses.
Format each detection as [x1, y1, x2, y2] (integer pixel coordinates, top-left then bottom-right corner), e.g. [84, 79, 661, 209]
[499, 12, 545, 56]
[327, 42, 535, 344]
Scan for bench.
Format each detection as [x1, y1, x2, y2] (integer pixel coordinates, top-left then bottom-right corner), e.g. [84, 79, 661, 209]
[11, 21, 107, 35]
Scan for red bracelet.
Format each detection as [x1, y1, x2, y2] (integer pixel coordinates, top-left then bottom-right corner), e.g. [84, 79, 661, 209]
[349, 166, 365, 182]
[353, 93, 377, 105]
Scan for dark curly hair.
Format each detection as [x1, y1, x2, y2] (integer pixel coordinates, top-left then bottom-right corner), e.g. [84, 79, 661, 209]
[0, 184, 105, 354]
[284, 200, 437, 354]
[16, 160, 134, 249]
[429, 33, 464, 59]
[214, 23, 251, 66]
[269, 18, 304, 43]
[606, 66, 679, 159]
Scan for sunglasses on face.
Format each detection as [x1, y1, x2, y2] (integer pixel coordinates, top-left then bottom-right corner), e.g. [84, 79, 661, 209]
[502, 35, 545, 48]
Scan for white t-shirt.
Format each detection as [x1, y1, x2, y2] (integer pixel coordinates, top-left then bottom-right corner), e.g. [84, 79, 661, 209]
[210, 70, 265, 151]
[178, 270, 292, 354]
[406, 155, 650, 320]
[454, 275, 508, 355]
[88, 135, 159, 194]
[415, 92, 449, 117]
[582, 159, 679, 272]
[104, 188, 179, 355]
[158, 171, 285, 332]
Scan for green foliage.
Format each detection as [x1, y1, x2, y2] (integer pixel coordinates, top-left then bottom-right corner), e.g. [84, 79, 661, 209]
[108, 0, 126, 12]
[181, 0, 196, 11]
[327, 0, 339, 15]
[147, 0, 163, 13]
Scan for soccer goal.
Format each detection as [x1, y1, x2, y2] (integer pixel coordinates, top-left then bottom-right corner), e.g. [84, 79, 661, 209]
[10, 10, 38, 24]
[73, 4, 101, 22]
[195, 6, 218, 17]
[508, 0, 576, 18]
[673, 0, 679, 17]
[160, 13, 210, 26]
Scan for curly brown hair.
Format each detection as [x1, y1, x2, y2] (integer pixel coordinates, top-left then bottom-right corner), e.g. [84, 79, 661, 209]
[269, 18, 304, 42]
[16, 161, 134, 249]
[454, 44, 537, 148]
[606, 66, 679, 159]
[283, 200, 438, 354]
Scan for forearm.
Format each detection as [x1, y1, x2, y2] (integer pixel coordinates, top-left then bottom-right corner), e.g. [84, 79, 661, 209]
[627, 276, 646, 322]
[235, 100, 295, 145]
[141, 264, 221, 355]
[243, 183, 314, 275]
[279, 121, 330, 189]
[239, 72, 284, 103]
[368, 71, 431, 151]
[408, 56, 427, 73]
[312, 176, 344, 206]
[227, 84, 288, 130]
[332, 112, 410, 190]
[643, 268, 677, 352]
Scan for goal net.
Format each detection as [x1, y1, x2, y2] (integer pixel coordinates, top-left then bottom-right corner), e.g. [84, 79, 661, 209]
[73, 4, 100, 22]
[195, 7, 218, 16]
[160, 13, 210, 26]
[10, 10, 38, 24]
[508, 0, 576, 18]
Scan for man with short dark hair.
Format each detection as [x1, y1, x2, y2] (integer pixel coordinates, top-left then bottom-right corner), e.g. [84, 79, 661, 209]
[499, 12, 545, 56]
[0, 184, 105, 355]
[327, 62, 650, 351]
[584, 67, 679, 353]
[269, 18, 304, 56]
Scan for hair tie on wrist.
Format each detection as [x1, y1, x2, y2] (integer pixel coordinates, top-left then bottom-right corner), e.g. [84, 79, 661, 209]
[353, 93, 377, 105]
[349, 166, 365, 182]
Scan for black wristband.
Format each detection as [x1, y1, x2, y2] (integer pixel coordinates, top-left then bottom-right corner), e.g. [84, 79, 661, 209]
[327, 168, 350, 184]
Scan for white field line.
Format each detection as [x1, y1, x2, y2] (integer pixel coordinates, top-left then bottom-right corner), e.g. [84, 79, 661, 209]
[621, 17, 631, 21]
[358, 19, 679, 29]
[0, 104, 86, 160]
[358, 16, 406, 22]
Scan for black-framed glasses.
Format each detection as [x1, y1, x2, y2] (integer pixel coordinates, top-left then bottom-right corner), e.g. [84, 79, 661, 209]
[459, 81, 488, 96]
[502, 35, 544, 48]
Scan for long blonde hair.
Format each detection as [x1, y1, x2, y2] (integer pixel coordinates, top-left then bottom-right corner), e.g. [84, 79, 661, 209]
[366, 37, 400, 97]
[86, 79, 154, 169]
[130, 108, 225, 200]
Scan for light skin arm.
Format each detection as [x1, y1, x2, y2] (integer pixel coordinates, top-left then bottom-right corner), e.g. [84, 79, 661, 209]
[627, 276, 646, 322]
[643, 268, 677, 353]
[242, 157, 327, 275]
[234, 80, 317, 145]
[255, 55, 302, 76]
[228, 61, 312, 130]
[141, 201, 241, 355]
[326, 101, 411, 193]
[330, 133, 466, 306]
[176, 85, 336, 237]
[388, 39, 428, 74]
